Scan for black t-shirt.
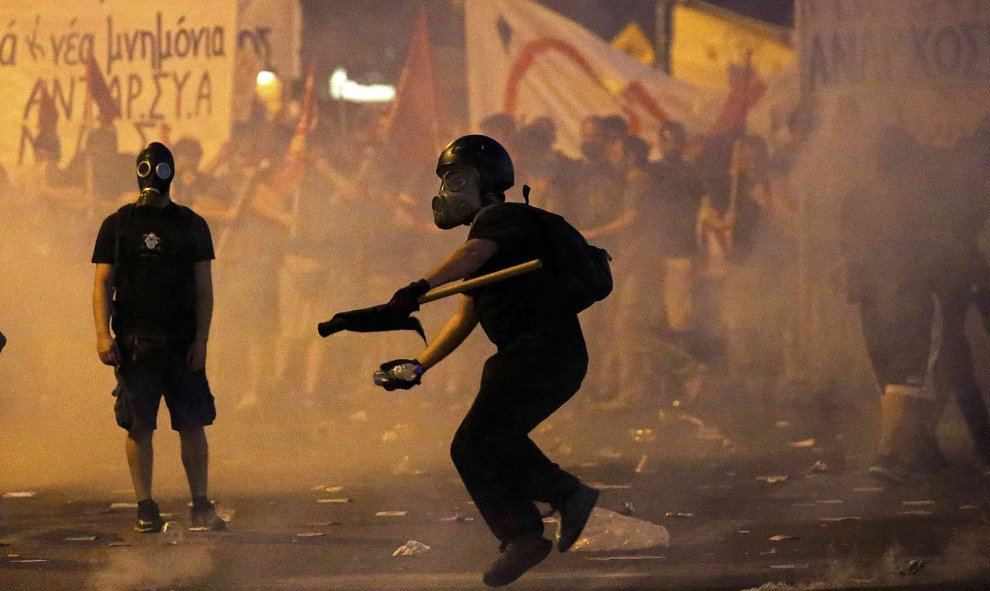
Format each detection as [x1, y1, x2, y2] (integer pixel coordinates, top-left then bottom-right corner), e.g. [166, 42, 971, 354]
[467, 203, 579, 348]
[649, 158, 707, 257]
[92, 202, 214, 340]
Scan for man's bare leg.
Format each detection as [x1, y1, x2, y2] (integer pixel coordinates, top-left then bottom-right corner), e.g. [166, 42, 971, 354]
[127, 429, 165, 532]
[179, 426, 209, 499]
[180, 426, 225, 530]
[126, 429, 154, 501]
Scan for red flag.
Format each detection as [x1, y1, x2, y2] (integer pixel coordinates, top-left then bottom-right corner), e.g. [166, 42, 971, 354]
[86, 54, 121, 123]
[708, 51, 767, 136]
[380, 8, 441, 174]
[286, 64, 318, 160]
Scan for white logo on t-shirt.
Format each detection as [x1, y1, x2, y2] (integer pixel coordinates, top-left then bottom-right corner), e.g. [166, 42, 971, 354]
[142, 233, 161, 252]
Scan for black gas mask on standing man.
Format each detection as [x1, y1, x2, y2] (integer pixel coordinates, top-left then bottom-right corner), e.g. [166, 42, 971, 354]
[135, 142, 174, 208]
[432, 135, 514, 230]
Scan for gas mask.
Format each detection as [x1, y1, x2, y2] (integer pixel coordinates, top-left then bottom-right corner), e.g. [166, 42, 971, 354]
[431, 166, 483, 230]
[135, 142, 174, 208]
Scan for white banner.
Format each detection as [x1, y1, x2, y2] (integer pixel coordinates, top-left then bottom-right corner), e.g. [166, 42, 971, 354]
[0, 0, 238, 177]
[797, 0, 990, 143]
[465, 0, 724, 157]
[237, 0, 300, 79]
[233, 0, 301, 123]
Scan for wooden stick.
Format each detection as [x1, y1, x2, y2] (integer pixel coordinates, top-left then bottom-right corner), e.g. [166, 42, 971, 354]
[419, 259, 543, 304]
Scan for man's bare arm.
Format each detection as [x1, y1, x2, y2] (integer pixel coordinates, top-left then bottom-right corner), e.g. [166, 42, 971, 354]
[93, 263, 120, 366]
[424, 238, 498, 287]
[416, 295, 480, 370]
[187, 260, 213, 371]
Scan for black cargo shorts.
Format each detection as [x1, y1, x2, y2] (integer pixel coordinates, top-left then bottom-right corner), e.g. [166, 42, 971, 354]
[112, 335, 216, 432]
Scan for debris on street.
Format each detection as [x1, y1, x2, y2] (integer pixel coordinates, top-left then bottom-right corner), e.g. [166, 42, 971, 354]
[583, 554, 666, 561]
[807, 461, 830, 473]
[392, 540, 431, 556]
[901, 559, 926, 575]
[757, 475, 789, 484]
[440, 513, 474, 522]
[108, 502, 138, 510]
[160, 521, 184, 544]
[569, 508, 670, 552]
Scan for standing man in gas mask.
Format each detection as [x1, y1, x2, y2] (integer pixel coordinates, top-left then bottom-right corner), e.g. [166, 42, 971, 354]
[372, 135, 599, 587]
[92, 142, 225, 532]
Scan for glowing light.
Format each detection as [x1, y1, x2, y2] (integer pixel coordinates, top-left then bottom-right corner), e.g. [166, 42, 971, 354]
[329, 68, 396, 103]
[256, 70, 277, 87]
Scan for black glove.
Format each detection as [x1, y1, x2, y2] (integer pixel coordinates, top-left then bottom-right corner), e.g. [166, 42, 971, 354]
[376, 358, 424, 391]
[385, 279, 431, 317]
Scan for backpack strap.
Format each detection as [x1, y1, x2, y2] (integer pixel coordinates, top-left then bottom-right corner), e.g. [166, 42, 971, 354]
[113, 203, 136, 270]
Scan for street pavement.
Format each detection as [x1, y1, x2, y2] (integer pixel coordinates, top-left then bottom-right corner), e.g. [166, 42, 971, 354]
[2, 405, 990, 591]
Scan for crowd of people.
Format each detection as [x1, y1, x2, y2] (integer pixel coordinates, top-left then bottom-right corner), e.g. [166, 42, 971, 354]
[2, 79, 989, 484]
[477, 108, 804, 415]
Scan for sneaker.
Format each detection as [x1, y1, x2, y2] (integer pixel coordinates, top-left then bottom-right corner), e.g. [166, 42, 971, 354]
[556, 484, 599, 552]
[868, 455, 909, 484]
[135, 499, 165, 533]
[190, 501, 227, 531]
[482, 536, 552, 587]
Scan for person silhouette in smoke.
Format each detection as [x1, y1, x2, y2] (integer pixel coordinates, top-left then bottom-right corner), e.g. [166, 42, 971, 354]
[840, 127, 942, 482]
[91, 142, 226, 533]
[375, 135, 599, 587]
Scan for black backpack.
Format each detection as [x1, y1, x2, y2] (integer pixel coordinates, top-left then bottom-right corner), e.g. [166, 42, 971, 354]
[508, 197, 613, 314]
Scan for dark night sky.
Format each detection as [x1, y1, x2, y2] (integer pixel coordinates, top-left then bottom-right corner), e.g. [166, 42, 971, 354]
[706, 0, 794, 28]
[540, 0, 794, 43]
[300, 1, 795, 87]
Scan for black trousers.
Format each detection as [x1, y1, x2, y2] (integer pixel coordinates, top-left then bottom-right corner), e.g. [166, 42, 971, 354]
[858, 285, 934, 390]
[451, 323, 588, 545]
[934, 285, 990, 462]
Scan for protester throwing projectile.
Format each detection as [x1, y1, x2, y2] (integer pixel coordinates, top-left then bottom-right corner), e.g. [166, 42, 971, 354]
[318, 135, 612, 587]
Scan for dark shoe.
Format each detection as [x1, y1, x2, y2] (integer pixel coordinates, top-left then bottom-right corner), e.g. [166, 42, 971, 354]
[482, 536, 552, 587]
[191, 501, 227, 531]
[557, 484, 599, 552]
[134, 499, 165, 533]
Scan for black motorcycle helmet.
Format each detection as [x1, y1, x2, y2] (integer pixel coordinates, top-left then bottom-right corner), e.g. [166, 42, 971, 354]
[436, 134, 514, 194]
